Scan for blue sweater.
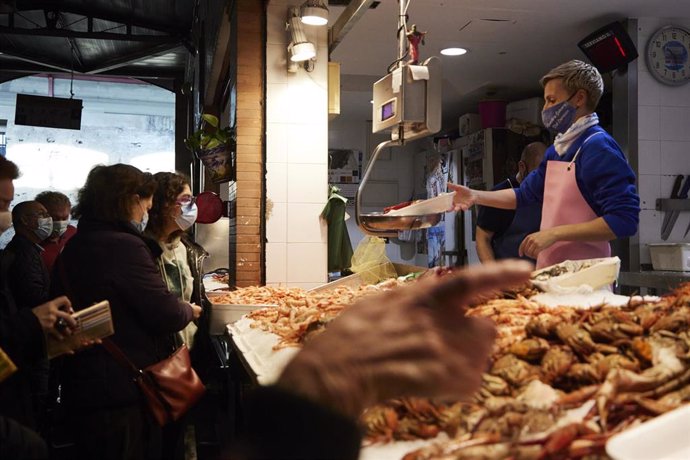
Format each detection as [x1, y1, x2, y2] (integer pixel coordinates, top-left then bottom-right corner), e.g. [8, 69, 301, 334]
[514, 125, 640, 238]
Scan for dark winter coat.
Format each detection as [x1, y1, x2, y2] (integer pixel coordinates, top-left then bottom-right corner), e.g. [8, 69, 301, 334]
[51, 218, 194, 412]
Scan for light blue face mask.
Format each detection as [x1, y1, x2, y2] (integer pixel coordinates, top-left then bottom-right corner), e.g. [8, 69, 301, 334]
[175, 203, 198, 231]
[541, 92, 577, 133]
[35, 216, 53, 241]
[131, 210, 149, 233]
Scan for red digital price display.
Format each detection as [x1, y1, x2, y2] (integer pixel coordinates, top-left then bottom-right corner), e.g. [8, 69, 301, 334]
[578, 22, 638, 73]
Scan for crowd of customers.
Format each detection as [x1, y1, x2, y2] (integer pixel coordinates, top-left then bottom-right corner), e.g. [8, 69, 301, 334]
[0, 156, 526, 460]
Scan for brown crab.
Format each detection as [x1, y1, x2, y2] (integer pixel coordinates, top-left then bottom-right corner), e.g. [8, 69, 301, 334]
[509, 337, 550, 362]
[490, 354, 541, 387]
[541, 345, 577, 384]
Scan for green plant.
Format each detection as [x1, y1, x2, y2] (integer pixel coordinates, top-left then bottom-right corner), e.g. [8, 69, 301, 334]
[184, 114, 235, 151]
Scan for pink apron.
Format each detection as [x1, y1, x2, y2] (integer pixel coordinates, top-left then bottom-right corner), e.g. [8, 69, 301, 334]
[536, 132, 611, 269]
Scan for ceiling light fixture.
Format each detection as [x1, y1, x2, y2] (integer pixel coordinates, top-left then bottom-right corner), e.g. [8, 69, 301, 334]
[300, 0, 329, 26]
[441, 47, 468, 56]
[287, 7, 316, 63]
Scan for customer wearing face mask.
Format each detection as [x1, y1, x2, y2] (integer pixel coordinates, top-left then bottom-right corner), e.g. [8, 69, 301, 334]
[35, 191, 77, 274]
[5, 201, 52, 309]
[451, 60, 639, 268]
[145, 172, 210, 460]
[50, 164, 202, 460]
[0, 156, 80, 459]
[3, 201, 54, 434]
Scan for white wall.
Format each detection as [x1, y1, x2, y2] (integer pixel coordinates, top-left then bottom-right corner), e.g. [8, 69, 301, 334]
[636, 17, 690, 265]
[329, 115, 429, 265]
[265, 0, 329, 288]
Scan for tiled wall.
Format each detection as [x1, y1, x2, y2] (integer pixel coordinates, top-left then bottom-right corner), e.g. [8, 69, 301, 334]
[636, 17, 690, 265]
[265, 0, 328, 288]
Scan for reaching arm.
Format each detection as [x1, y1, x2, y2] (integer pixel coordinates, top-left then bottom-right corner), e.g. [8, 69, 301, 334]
[475, 227, 495, 263]
[519, 217, 616, 259]
[449, 183, 517, 211]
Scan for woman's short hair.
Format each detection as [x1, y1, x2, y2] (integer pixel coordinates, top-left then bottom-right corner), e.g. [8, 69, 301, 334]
[72, 164, 156, 222]
[147, 171, 190, 238]
[540, 60, 604, 111]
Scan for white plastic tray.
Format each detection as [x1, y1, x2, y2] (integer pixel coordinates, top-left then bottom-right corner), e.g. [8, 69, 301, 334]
[606, 404, 690, 460]
[386, 192, 456, 216]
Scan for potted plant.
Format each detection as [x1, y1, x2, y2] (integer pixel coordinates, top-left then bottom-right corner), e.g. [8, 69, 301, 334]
[185, 114, 236, 183]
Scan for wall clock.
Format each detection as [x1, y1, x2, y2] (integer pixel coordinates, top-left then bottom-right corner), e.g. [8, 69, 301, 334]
[646, 25, 690, 86]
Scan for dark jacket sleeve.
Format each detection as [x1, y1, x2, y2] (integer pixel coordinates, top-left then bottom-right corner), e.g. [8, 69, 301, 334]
[0, 293, 45, 366]
[0, 416, 48, 460]
[232, 385, 362, 460]
[112, 237, 194, 334]
[8, 243, 49, 309]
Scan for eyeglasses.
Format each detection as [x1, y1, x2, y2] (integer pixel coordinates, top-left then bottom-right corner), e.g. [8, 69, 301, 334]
[175, 196, 196, 208]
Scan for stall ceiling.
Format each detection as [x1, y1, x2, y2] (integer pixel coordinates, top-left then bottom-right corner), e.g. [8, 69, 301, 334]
[330, 0, 689, 127]
[0, 0, 195, 84]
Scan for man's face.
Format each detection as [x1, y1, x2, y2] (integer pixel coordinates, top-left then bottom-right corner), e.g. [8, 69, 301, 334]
[47, 204, 70, 222]
[22, 202, 50, 230]
[0, 179, 14, 212]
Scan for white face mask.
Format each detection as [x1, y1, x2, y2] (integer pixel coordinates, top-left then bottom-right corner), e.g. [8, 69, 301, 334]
[53, 220, 70, 237]
[35, 216, 53, 241]
[175, 203, 198, 231]
[0, 211, 12, 233]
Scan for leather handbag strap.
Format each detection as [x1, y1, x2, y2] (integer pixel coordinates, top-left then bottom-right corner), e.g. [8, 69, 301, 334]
[100, 338, 142, 378]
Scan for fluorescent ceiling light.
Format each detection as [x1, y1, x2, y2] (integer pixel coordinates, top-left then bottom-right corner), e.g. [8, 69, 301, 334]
[300, 0, 328, 26]
[441, 47, 467, 56]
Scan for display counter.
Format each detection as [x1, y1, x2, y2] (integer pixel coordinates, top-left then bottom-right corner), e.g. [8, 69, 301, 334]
[211, 260, 690, 460]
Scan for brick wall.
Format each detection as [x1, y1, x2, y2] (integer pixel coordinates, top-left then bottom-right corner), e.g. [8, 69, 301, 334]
[234, 0, 265, 286]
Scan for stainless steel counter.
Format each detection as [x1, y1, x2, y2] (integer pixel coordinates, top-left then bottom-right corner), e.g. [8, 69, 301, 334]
[618, 270, 690, 293]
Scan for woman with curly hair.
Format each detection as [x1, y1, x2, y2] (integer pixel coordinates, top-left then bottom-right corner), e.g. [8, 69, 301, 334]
[145, 171, 212, 460]
[51, 164, 202, 460]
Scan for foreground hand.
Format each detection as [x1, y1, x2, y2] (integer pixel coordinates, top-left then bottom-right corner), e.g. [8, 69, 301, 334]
[32, 296, 76, 341]
[278, 260, 533, 417]
[189, 303, 203, 320]
[518, 228, 559, 259]
[448, 183, 476, 212]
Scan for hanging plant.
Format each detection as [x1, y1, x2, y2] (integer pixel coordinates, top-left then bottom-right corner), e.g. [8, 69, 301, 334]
[185, 114, 236, 183]
[184, 114, 235, 152]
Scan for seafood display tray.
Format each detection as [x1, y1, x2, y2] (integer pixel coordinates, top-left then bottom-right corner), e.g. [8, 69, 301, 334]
[531, 256, 621, 293]
[606, 404, 690, 460]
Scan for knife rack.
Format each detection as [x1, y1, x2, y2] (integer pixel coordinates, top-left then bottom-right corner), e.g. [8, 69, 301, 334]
[656, 199, 690, 212]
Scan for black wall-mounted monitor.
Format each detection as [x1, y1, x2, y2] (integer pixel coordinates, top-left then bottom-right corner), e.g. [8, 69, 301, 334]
[15, 94, 82, 130]
[578, 21, 638, 73]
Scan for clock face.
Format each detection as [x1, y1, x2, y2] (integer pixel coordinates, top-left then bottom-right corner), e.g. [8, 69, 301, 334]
[646, 26, 690, 86]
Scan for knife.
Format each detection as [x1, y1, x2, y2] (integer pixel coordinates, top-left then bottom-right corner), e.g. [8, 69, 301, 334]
[661, 175, 690, 240]
[660, 175, 684, 239]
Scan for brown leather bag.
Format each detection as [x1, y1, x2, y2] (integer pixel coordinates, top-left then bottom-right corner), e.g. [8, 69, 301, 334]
[102, 340, 206, 426]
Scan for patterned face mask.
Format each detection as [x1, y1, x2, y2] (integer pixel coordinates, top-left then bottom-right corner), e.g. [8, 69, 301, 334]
[541, 92, 577, 133]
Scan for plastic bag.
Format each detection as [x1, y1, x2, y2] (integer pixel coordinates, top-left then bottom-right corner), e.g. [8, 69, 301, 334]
[349, 236, 397, 285]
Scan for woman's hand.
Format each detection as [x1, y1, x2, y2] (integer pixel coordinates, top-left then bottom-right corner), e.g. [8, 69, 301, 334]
[447, 183, 476, 211]
[32, 296, 76, 341]
[189, 303, 203, 320]
[277, 260, 533, 417]
[518, 228, 559, 259]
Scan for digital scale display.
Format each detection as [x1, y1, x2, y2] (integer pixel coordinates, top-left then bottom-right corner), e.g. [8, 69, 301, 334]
[381, 100, 396, 121]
